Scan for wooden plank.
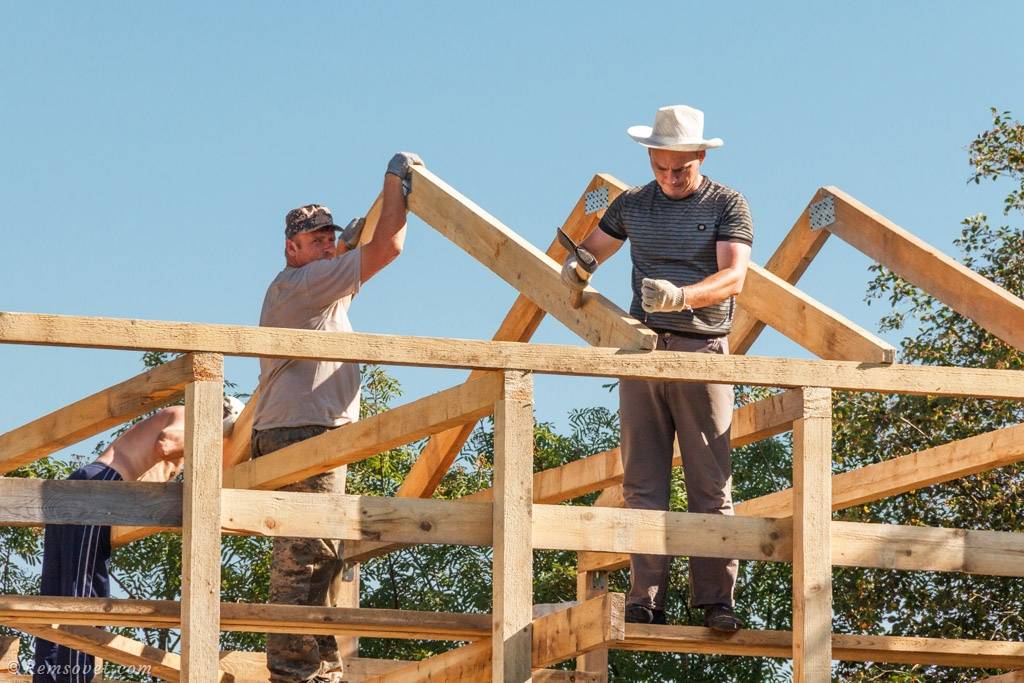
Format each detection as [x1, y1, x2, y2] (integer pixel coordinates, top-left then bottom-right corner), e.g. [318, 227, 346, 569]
[0, 596, 490, 640]
[533, 506, 791, 560]
[180, 365, 224, 682]
[493, 371, 534, 683]
[371, 594, 625, 682]
[221, 490, 492, 545]
[0, 353, 211, 474]
[824, 186, 1024, 351]
[532, 593, 625, 669]
[738, 264, 895, 363]
[619, 625, 1024, 667]
[730, 189, 832, 354]
[532, 672, 602, 683]
[223, 372, 503, 490]
[791, 388, 832, 682]
[736, 421, 1024, 518]
[407, 167, 655, 352]
[2, 313, 1020, 399]
[0, 479, 181, 527]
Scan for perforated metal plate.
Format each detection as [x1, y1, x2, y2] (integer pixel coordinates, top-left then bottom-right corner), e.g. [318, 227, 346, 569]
[809, 196, 836, 230]
[584, 187, 610, 214]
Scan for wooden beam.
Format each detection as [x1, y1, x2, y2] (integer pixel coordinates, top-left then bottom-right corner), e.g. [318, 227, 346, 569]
[576, 515, 1024, 577]
[738, 264, 895, 363]
[180, 362, 224, 681]
[0, 596, 490, 640]
[407, 167, 655, 352]
[0, 353, 213, 474]
[619, 624, 1024, 668]
[368, 640, 492, 683]
[823, 186, 1024, 351]
[221, 491, 492, 545]
[532, 506, 790, 559]
[390, 174, 631, 519]
[493, 371, 534, 683]
[223, 373, 503, 490]
[736, 421, 1024, 519]
[0, 478, 181, 527]
[2, 313, 1020, 398]
[791, 388, 832, 682]
[730, 188, 832, 354]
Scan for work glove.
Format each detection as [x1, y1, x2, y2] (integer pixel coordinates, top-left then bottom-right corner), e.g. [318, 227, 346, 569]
[561, 254, 587, 291]
[641, 277, 689, 313]
[338, 217, 366, 251]
[386, 151, 424, 196]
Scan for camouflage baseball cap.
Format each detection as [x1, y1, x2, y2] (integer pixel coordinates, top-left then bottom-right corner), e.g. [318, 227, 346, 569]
[285, 204, 341, 238]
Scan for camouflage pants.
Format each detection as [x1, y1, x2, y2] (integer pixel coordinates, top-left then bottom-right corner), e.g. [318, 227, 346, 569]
[252, 426, 345, 683]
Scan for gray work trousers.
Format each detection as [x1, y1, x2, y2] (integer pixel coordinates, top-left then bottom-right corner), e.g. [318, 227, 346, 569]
[620, 333, 738, 609]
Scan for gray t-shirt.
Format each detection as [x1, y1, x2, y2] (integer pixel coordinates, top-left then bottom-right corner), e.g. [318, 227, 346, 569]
[598, 176, 753, 336]
[253, 249, 362, 430]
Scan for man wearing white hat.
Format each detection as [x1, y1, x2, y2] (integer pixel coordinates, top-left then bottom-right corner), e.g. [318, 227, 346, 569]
[562, 105, 752, 631]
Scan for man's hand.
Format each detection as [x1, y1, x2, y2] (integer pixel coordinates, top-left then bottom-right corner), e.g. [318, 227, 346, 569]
[561, 254, 587, 291]
[386, 151, 424, 196]
[641, 277, 689, 313]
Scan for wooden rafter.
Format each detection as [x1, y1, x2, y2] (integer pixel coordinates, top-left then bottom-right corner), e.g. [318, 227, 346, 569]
[736, 421, 1024, 518]
[407, 167, 655, 352]
[739, 264, 895, 363]
[823, 186, 1024, 350]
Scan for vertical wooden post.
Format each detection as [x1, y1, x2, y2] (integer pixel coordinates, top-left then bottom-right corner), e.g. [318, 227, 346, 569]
[575, 562, 609, 681]
[333, 464, 360, 666]
[180, 353, 223, 681]
[792, 387, 833, 682]
[492, 370, 534, 683]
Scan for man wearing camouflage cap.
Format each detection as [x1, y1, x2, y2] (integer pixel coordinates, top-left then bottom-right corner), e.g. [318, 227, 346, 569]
[252, 152, 422, 682]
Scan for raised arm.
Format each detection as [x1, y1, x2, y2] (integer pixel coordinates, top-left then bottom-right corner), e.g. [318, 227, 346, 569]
[360, 152, 423, 284]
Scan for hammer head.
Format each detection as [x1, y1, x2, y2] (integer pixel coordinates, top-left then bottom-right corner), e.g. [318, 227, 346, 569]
[557, 228, 598, 274]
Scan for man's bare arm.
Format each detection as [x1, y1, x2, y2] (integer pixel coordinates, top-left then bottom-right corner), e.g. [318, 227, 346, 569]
[580, 227, 626, 265]
[680, 241, 751, 309]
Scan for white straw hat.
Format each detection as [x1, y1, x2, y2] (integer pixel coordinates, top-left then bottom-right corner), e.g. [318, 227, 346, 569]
[627, 105, 724, 151]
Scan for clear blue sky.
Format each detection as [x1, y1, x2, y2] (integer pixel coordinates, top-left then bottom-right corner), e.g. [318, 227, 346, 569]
[1, 1, 1022, 457]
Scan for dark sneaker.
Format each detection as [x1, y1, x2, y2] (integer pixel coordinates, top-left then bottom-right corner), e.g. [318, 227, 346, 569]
[703, 603, 741, 632]
[625, 603, 667, 625]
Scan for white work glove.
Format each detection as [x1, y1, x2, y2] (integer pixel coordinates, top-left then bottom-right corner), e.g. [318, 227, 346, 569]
[560, 254, 587, 291]
[641, 277, 689, 313]
[386, 151, 424, 196]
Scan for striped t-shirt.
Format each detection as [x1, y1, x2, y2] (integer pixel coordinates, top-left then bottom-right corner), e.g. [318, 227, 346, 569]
[598, 176, 753, 336]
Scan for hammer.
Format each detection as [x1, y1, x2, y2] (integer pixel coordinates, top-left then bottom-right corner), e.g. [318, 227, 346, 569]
[557, 228, 598, 309]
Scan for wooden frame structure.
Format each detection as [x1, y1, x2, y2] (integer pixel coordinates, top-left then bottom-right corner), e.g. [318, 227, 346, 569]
[2, 168, 1024, 681]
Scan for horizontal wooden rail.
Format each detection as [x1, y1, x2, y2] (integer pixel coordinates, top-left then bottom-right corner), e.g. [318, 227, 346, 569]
[6, 484, 1021, 579]
[0, 596, 489, 640]
[620, 624, 1024, 668]
[1, 312, 1021, 397]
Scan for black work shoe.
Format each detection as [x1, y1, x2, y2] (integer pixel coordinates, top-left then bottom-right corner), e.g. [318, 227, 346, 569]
[703, 603, 741, 632]
[625, 603, 667, 625]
